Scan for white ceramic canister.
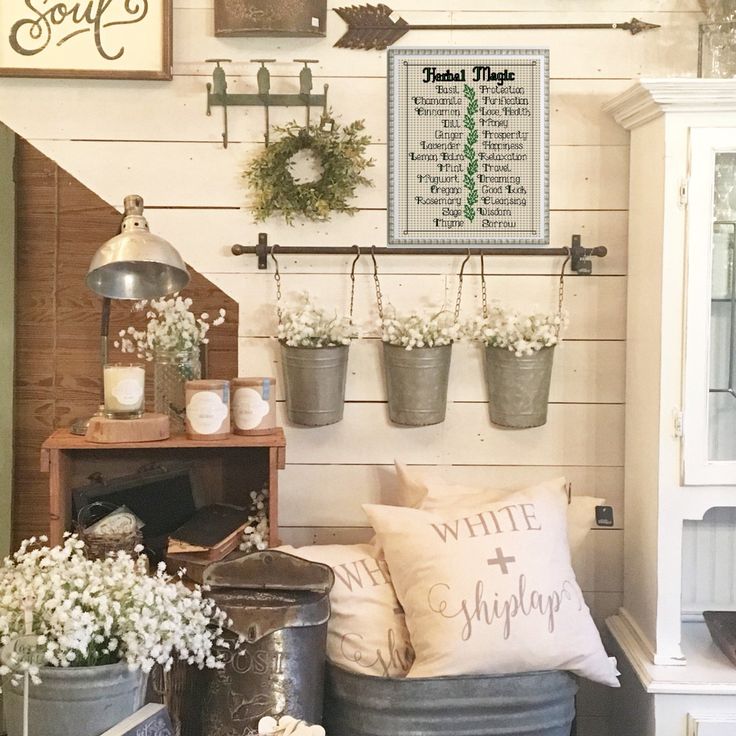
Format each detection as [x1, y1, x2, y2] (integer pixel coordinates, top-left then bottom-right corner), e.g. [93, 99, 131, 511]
[185, 379, 230, 440]
[232, 377, 277, 435]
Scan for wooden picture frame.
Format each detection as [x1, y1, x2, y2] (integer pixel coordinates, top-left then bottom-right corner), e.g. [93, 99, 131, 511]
[0, 1, 173, 80]
[388, 47, 549, 247]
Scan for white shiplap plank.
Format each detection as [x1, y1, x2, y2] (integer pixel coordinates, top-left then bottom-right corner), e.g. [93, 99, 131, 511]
[276, 526, 622, 593]
[174, 0, 701, 11]
[30, 139, 627, 211]
[173, 8, 699, 80]
[277, 402, 624, 466]
[0, 77, 631, 147]
[276, 463, 624, 526]
[214, 272, 626, 340]
[238, 338, 626, 404]
[150, 208, 628, 276]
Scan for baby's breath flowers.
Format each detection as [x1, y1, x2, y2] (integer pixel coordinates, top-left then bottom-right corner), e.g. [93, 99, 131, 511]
[278, 293, 357, 348]
[0, 536, 229, 682]
[380, 306, 460, 351]
[467, 305, 568, 356]
[114, 295, 226, 360]
[239, 489, 270, 553]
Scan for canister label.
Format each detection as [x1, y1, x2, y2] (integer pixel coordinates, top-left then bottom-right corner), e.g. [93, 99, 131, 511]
[112, 378, 143, 406]
[187, 390, 228, 435]
[233, 387, 270, 430]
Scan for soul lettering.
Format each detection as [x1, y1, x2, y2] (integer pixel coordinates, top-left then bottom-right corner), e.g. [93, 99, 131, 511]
[340, 628, 415, 677]
[9, 1, 149, 61]
[333, 556, 392, 592]
[428, 574, 583, 641]
[430, 503, 541, 543]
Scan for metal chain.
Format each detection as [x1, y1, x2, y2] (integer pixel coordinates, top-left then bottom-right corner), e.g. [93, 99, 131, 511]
[557, 251, 570, 338]
[371, 247, 384, 321]
[454, 251, 471, 323]
[271, 246, 282, 323]
[480, 253, 488, 320]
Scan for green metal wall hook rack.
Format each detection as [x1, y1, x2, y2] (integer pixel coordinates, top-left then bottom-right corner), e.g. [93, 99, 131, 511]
[231, 233, 606, 273]
[206, 59, 329, 148]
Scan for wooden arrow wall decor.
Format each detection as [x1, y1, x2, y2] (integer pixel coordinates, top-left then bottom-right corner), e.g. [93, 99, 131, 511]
[333, 4, 661, 50]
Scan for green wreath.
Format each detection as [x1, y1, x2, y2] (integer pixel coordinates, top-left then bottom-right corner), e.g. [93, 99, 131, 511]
[244, 116, 374, 224]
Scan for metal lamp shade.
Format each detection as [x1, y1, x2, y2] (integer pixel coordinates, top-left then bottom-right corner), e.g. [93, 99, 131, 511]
[86, 200, 189, 300]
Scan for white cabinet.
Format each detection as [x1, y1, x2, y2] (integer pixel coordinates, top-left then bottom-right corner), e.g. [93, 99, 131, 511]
[684, 128, 736, 485]
[604, 80, 736, 736]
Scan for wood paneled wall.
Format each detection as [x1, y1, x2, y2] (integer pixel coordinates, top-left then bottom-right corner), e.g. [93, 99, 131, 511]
[12, 139, 239, 547]
[0, 2, 707, 733]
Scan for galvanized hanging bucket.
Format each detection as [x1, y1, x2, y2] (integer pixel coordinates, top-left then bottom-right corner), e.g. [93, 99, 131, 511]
[484, 345, 555, 428]
[200, 550, 335, 735]
[382, 343, 452, 426]
[324, 662, 577, 736]
[281, 343, 349, 427]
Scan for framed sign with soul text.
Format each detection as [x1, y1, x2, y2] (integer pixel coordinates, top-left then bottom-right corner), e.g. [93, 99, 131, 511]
[388, 48, 549, 247]
[0, 1, 172, 80]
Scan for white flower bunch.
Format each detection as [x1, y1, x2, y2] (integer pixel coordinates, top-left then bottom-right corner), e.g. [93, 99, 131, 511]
[114, 295, 226, 360]
[0, 536, 229, 683]
[258, 715, 325, 735]
[239, 489, 269, 553]
[278, 294, 356, 348]
[380, 306, 460, 351]
[468, 305, 568, 356]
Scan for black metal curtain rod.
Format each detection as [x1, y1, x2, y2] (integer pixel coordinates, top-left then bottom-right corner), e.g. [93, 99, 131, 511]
[230, 233, 607, 273]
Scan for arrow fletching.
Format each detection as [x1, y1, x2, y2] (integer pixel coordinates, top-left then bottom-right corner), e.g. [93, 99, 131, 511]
[334, 4, 410, 50]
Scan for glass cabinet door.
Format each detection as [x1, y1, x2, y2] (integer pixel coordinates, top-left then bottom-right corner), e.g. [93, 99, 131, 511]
[684, 129, 736, 483]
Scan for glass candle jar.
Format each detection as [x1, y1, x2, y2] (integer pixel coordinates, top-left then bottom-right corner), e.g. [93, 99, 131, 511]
[232, 377, 277, 435]
[103, 364, 145, 419]
[185, 380, 230, 440]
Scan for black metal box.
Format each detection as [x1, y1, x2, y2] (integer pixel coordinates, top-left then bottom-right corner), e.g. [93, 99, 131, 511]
[214, 0, 327, 37]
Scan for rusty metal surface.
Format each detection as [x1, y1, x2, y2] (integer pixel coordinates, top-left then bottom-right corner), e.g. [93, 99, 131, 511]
[323, 662, 578, 736]
[215, 0, 327, 37]
[200, 550, 333, 735]
[210, 589, 330, 641]
[204, 549, 334, 594]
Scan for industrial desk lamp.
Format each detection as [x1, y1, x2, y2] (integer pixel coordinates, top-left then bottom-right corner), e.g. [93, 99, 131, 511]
[71, 195, 190, 435]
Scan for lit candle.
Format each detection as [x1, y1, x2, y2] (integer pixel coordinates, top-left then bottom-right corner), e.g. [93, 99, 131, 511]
[103, 364, 145, 419]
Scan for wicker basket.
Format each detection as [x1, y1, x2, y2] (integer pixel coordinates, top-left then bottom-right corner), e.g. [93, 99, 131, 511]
[76, 502, 143, 560]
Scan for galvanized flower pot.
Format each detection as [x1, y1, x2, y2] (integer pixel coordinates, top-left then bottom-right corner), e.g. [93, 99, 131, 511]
[484, 345, 555, 428]
[2, 662, 147, 736]
[281, 343, 349, 427]
[324, 662, 577, 736]
[383, 343, 452, 426]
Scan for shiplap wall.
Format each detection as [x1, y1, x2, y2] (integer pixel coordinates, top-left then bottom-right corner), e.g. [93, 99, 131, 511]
[0, 2, 703, 733]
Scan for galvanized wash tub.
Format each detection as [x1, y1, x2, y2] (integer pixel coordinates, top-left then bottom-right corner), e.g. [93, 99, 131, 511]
[323, 662, 577, 736]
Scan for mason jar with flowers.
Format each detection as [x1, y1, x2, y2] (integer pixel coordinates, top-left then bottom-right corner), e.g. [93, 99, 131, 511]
[115, 295, 226, 432]
[468, 305, 568, 428]
[380, 307, 460, 426]
[278, 294, 357, 427]
[0, 536, 229, 736]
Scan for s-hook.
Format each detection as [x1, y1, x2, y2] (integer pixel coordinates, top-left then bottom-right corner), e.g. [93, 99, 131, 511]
[349, 245, 360, 320]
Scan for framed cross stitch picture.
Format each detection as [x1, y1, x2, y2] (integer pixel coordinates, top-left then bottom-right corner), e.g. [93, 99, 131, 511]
[388, 47, 549, 247]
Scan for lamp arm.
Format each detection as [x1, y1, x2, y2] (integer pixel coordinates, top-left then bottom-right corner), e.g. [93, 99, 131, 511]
[100, 297, 111, 406]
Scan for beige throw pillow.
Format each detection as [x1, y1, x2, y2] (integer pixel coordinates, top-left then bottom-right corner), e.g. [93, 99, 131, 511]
[363, 481, 619, 686]
[277, 544, 414, 678]
[395, 463, 601, 555]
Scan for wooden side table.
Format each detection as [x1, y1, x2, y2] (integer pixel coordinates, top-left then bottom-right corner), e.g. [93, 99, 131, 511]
[40, 429, 286, 546]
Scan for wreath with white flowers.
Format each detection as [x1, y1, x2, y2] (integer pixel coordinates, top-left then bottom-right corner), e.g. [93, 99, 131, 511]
[244, 116, 374, 224]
